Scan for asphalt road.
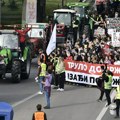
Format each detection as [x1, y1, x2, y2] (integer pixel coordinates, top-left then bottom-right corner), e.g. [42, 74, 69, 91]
[0, 58, 117, 120]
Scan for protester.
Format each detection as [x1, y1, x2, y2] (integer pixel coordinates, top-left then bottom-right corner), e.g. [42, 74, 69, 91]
[113, 80, 120, 118]
[56, 56, 65, 91]
[32, 104, 47, 120]
[72, 16, 79, 43]
[14, 25, 31, 61]
[45, 2, 120, 97]
[104, 70, 113, 107]
[37, 58, 47, 94]
[42, 69, 52, 109]
[96, 65, 107, 102]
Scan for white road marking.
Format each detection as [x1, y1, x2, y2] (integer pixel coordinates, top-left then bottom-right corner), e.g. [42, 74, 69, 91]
[96, 89, 116, 120]
[12, 92, 39, 107]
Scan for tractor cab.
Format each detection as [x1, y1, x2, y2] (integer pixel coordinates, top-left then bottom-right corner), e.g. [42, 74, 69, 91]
[27, 23, 49, 57]
[66, 2, 91, 38]
[54, 9, 76, 27]
[66, 2, 90, 19]
[0, 30, 19, 47]
[53, 9, 77, 44]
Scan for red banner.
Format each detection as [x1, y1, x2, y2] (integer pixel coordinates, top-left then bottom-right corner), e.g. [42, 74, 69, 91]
[65, 60, 120, 76]
[65, 60, 120, 86]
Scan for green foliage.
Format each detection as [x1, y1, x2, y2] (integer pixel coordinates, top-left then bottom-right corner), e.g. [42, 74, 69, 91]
[1, 0, 79, 24]
[46, 0, 79, 15]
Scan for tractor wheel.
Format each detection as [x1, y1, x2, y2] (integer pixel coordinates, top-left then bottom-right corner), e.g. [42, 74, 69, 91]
[21, 51, 31, 79]
[11, 61, 21, 83]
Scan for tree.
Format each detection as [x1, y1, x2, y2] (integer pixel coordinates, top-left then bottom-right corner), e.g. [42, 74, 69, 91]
[9, 0, 17, 8]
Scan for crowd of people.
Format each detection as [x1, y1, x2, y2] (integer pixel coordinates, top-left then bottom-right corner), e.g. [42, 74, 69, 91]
[34, 0, 120, 118]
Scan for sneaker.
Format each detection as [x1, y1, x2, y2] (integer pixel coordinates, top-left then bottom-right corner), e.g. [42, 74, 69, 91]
[44, 106, 50, 109]
[35, 77, 38, 82]
[60, 88, 64, 91]
[38, 91, 43, 94]
[57, 88, 61, 91]
[51, 85, 55, 88]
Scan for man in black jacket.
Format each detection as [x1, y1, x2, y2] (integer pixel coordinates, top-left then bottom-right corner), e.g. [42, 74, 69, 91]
[96, 64, 107, 102]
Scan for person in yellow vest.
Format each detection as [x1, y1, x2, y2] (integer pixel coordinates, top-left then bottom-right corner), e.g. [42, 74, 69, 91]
[114, 80, 120, 118]
[32, 104, 47, 120]
[37, 58, 47, 94]
[104, 70, 113, 107]
[52, 55, 59, 89]
[56, 56, 65, 91]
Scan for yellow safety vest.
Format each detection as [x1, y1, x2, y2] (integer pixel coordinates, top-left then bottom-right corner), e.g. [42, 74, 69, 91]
[55, 61, 60, 73]
[104, 75, 112, 89]
[39, 63, 46, 76]
[34, 112, 44, 120]
[116, 86, 120, 99]
[55, 61, 65, 74]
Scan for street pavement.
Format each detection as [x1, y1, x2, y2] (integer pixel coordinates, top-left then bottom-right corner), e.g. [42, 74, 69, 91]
[0, 59, 117, 120]
[13, 84, 113, 120]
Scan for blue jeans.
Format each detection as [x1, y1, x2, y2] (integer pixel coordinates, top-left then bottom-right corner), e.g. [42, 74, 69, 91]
[38, 76, 44, 92]
[44, 87, 51, 107]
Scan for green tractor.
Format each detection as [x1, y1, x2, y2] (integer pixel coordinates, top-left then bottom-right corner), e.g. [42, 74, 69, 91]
[0, 30, 31, 83]
[66, 2, 91, 38]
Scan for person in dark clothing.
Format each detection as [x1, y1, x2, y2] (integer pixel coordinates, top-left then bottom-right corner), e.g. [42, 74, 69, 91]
[32, 104, 47, 120]
[96, 64, 107, 102]
[72, 16, 79, 43]
[113, 79, 120, 118]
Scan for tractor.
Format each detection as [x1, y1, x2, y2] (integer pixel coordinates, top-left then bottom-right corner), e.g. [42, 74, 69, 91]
[66, 2, 91, 38]
[53, 9, 78, 45]
[27, 23, 49, 57]
[0, 30, 31, 83]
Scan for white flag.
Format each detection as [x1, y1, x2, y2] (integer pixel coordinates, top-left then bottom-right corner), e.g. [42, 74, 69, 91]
[46, 24, 56, 55]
